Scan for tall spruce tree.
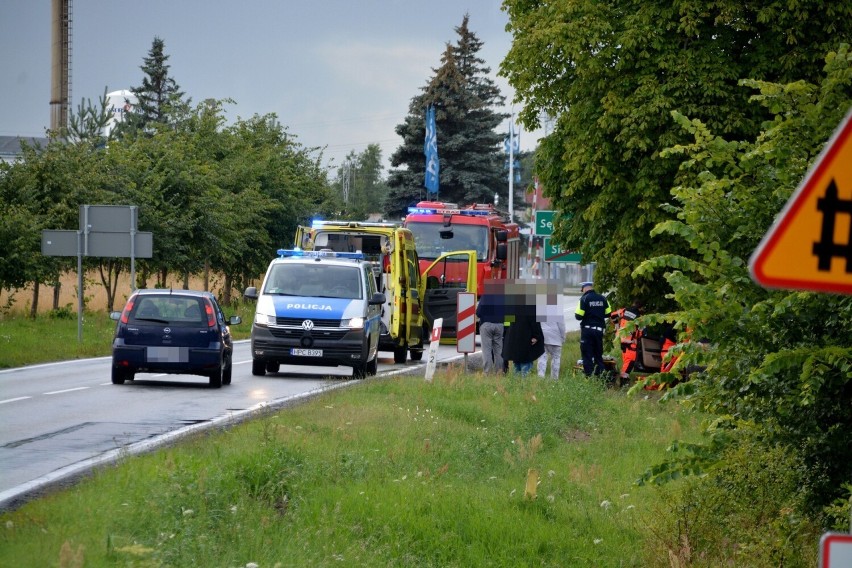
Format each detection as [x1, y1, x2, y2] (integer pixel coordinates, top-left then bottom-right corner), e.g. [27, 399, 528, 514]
[386, 15, 506, 216]
[123, 37, 189, 135]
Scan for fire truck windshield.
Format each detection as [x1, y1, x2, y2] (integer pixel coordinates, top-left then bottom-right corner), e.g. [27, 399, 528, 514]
[406, 222, 488, 260]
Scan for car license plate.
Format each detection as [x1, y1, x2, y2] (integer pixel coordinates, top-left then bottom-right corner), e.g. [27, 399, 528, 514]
[290, 348, 323, 357]
[147, 346, 188, 362]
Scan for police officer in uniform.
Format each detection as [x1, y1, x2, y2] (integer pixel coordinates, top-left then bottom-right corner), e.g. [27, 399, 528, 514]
[575, 282, 611, 376]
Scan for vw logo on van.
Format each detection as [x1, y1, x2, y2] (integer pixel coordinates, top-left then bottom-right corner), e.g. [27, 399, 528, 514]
[302, 320, 314, 331]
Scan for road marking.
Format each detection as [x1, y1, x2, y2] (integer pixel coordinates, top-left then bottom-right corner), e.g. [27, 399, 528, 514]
[44, 387, 90, 395]
[0, 396, 32, 405]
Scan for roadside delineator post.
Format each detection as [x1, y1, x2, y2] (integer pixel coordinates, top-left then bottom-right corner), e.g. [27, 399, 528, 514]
[424, 318, 443, 381]
[456, 292, 476, 370]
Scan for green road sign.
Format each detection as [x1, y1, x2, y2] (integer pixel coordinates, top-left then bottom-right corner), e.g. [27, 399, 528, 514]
[544, 237, 582, 263]
[534, 210, 555, 236]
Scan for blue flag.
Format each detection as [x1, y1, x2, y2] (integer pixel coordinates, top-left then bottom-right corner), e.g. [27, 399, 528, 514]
[503, 122, 520, 155]
[424, 105, 439, 196]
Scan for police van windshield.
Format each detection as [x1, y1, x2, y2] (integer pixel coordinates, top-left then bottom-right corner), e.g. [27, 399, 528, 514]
[264, 264, 362, 299]
[406, 222, 487, 260]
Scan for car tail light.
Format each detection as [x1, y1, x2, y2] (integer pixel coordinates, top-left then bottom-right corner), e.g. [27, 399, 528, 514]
[204, 299, 216, 327]
[120, 299, 135, 324]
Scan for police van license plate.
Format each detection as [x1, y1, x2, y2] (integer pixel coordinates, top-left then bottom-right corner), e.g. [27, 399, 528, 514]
[291, 348, 322, 357]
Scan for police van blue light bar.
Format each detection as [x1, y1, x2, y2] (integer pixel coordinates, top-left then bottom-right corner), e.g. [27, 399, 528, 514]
[277, 249, 364, 260]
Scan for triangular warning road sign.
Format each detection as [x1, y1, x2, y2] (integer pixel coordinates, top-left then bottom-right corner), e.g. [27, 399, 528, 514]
[749, 110, 852, 294]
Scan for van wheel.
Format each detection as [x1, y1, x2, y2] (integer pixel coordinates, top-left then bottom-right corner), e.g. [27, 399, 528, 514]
[393, 343, 407, 364]
[252, 359, 266, 376]
[367, 354, 378, 376]
[266, 362, 280, 373]
[353, 363, 367, 379]
[410, 347, 424, 361]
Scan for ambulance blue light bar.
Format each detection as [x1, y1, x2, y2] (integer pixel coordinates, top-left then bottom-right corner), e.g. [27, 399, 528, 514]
[277, 249, 365, 260]
[406, 207, 492, 217]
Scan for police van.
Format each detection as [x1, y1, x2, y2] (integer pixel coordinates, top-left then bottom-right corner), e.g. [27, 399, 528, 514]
[243, 249, 385, 378]
[295, 221, 425, 363]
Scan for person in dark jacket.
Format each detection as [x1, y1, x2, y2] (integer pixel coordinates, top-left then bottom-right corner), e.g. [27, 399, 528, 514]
[575, 282, 611, 376]
[502, 307, 545, 376]
[476, 280, 506, 374]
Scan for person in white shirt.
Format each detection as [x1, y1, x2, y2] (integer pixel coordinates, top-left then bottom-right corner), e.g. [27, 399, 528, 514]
[537, 296, 566, 380]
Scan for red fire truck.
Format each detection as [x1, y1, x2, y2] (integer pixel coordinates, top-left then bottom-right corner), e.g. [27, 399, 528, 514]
[403, 201, 521, 341]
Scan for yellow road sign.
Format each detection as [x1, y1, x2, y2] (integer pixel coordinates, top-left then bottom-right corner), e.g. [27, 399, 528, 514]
[750, 110, 852, 294]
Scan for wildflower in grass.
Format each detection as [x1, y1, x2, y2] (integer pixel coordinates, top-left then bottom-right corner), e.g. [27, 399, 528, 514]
[600, 500, 611, 509]
[594, 538, 603, 545]
[183, 508, 194, 516]
[5, 521, 12, 529]
[547, 495, 555, 503]
[230, 506, 238, 514]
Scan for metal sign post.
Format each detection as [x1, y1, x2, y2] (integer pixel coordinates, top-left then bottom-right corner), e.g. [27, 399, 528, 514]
[42, 205, 153, 342]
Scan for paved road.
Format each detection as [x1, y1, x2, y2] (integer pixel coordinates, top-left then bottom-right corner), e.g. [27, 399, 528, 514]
[0, 294, 581, 510]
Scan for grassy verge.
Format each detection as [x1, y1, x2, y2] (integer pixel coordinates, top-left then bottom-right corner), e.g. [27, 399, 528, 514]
[0, 304, 254, 369]
[0, 334, 709, 567]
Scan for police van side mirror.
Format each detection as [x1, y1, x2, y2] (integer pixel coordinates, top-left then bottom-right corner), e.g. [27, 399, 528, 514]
[369, 292, 386, 305]
[244, 286, 258, 300]
[495, 229, 508, 242]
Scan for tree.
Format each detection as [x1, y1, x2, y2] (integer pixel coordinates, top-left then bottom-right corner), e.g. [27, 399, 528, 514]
[335, 144, 390, 220]
[65, 88, 112, 147]
[386, 15, 506, 216]
[501, 0, 852, 307]
[634, 46, 852, 514]
[122, 36, 189, 135]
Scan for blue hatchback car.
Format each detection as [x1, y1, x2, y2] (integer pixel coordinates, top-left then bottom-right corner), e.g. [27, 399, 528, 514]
[110, 289, 241, 388]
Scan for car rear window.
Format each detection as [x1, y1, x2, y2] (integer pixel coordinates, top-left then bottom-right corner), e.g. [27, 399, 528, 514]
[131, 296, 208, 326]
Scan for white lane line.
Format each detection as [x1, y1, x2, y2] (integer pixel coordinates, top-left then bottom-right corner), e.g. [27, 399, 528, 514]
[43, 387, 90, 395]
[0, 396, 32, 405]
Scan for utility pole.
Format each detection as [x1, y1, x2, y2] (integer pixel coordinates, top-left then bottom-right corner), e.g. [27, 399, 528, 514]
[342, 160, 351, 204]
[508, 109, 515, 224]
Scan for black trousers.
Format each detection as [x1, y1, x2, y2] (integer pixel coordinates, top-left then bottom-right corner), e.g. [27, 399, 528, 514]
[580, 328, 605, 376]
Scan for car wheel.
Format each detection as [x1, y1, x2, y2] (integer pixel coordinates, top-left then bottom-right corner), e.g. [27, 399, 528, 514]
[266, 362, 280, 373]
[222, 354, 233, 385]
[367, 353, 378, 376]
[111, 367, 132, 385]
[209, 359, 223, 388]
[393, 343, 407, 364]
[252, 359, 266, 376]
[409, 347, 424, 361]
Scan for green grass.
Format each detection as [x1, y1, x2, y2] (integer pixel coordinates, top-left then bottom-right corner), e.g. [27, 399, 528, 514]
[0, 305, 254, 369]
[0, 335, 710, 567]
[0, 321, 821, 566]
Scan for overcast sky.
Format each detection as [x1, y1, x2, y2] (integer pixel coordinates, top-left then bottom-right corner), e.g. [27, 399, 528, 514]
[0, 0, 540, 173]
